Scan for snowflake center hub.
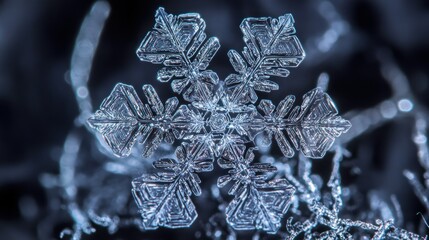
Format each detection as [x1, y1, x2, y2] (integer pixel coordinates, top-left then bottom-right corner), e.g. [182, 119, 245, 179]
[235, 164, 253, 184]
[187, 62, 200, 80]
[209, 112, 229, 131]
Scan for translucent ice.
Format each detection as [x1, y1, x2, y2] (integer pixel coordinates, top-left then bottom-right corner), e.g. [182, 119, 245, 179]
[88, 7, 351, 233]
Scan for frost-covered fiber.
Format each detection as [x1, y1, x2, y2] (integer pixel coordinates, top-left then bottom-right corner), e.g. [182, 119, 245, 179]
[87, 7, 352, 234]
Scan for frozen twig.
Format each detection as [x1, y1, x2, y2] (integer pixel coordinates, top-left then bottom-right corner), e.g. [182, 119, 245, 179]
[316, 72, 330, 92]
[284, 146, 424, 239]
[404, 115, 429, 214]
[68, 1, 110, 126]
[340, 50, 429, 145]
[328, 146, 343, 216]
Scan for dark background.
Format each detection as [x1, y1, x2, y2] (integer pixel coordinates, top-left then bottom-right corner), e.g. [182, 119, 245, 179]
[0, 0, 429, 239]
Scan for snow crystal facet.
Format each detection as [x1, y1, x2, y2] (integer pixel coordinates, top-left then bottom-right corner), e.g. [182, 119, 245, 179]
[88, 7, 351, 233]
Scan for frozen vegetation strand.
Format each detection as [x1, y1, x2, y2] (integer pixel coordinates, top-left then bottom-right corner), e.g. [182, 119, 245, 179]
[87, 7, 354, 234]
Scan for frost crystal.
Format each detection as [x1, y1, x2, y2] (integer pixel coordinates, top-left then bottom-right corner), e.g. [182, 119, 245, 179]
[88, 7, 351, 233]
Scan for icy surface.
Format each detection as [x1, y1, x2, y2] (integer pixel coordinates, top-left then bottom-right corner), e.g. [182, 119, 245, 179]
[88, 7, 351, 233]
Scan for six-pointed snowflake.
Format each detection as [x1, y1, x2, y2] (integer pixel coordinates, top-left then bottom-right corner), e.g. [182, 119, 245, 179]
[87, 7, 351, 234]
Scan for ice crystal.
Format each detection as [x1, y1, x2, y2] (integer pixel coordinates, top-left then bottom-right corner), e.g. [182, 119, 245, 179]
[88, 7, 352, 233]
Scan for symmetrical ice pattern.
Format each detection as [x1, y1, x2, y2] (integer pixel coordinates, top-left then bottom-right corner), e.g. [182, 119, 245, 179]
[88, 7, 352, 233]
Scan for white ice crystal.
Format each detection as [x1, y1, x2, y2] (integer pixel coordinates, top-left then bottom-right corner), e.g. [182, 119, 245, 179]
[87, 7, 351, 234]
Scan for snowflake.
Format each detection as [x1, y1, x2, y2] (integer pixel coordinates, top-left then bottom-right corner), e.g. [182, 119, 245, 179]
[87, 7, 351, 234]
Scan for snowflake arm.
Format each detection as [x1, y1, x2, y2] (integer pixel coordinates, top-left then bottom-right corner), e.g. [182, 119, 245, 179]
[242, 88, 351, 158]
[217, 147, 295, 233]
[131, 142, 213, 229]
[284, 88, 351, 158]
[226, 14, 305, 105]
[136, 7, 220, 106]
[87, 83, 179, 157]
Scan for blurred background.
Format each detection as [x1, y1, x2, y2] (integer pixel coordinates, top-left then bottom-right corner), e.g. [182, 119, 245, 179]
[0, 0, 428, 239]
